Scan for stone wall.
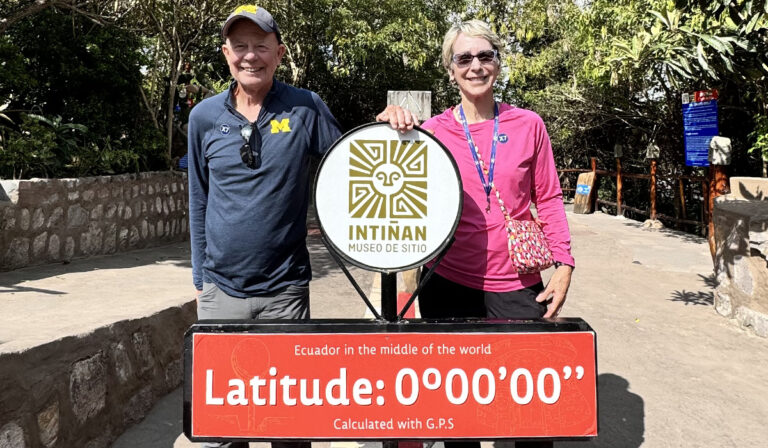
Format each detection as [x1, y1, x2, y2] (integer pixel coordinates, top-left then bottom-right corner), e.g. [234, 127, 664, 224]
[0, 301, 196, 448]
[0, 172, 188, 271]
[713, 177, 768, 337]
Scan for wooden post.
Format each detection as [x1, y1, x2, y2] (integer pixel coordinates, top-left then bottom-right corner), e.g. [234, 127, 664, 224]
[702, 180, 710, 233]
[678, 178, 687, 223]
[386, 90, 431, 320]
[650, 159, 657, 220]
[616, 157, 623, 216]
[590, 157, 598, 212]
[386, 90, 432, 122]
[708, 165, 730, 258]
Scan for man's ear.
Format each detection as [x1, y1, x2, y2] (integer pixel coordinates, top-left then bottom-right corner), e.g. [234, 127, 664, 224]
[276, 43, 287, 60]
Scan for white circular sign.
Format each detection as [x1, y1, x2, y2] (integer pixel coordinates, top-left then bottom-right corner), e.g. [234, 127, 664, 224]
[315, 123, 462, 272]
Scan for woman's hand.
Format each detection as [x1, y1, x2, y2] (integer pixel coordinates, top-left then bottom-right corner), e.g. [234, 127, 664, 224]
[375, 105, 419, 132]
[535, 264, 573, 318]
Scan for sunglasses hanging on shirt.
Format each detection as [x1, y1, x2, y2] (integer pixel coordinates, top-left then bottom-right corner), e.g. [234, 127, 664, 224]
[239, 123, 262, 169]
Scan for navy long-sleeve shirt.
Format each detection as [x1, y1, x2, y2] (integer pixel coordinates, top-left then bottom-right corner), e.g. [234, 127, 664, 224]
[187, 80, 342, 297]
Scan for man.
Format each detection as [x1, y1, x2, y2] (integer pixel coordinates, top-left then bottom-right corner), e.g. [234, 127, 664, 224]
[187, 6, 413, 446]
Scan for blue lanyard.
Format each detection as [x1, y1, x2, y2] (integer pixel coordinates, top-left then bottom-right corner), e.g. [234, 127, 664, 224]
[458, 103, 499, 212]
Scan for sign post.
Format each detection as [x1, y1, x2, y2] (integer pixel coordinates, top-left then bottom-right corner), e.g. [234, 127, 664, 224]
[682, 90, 719, 167]
[184, 123, 598, 444]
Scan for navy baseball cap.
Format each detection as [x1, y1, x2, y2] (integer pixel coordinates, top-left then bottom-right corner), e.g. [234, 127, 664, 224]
[222, 5, 282, 43]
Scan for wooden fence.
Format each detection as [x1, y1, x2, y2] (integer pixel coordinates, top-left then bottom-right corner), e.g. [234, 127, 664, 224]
[558, 157, 730, 256]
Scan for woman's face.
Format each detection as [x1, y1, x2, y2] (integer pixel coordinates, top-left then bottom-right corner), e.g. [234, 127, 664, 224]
[449, 33, 500, 102]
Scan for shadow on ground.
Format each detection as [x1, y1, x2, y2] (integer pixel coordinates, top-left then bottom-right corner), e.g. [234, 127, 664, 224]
[308, 235, 342, 281]
[560, 373, 644, 447]
[668, 273, 715, 306]
[308, 235, 369, 292]
[619, 220, 707, 245]
[0, 243, 191, 293]
[111, 388, 185, 448]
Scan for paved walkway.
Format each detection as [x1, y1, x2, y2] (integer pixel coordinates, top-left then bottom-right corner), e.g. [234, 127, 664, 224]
[3, 210, 768, 447]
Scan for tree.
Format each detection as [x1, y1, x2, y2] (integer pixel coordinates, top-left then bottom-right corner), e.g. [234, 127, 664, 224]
[465, 0, 767, 180]
[0, 0, 131, 34]
[240, 0, 462, 129]
[0, 7, 165, 178]
[604, 0, 768, 174]
[130, 0, 236, 162]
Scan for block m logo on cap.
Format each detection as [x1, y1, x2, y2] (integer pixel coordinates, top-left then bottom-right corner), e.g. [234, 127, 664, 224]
[233, 4, 259, 14]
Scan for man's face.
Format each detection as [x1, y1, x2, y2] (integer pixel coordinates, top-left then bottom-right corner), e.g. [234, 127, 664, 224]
[222, 20, 285, 93]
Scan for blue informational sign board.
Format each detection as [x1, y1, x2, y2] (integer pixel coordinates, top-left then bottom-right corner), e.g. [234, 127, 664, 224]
[682, 94, 718, 167]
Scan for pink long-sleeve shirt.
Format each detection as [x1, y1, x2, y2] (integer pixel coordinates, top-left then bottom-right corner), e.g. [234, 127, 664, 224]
[421, 104, 574, 292]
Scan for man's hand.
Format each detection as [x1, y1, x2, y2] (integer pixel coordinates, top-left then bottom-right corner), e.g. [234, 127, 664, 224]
[375, 105, 419, 132]
[535, 264, 573, 318]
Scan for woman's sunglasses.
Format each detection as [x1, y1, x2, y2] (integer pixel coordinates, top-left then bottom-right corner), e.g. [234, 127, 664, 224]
[451, 49, 498, 68]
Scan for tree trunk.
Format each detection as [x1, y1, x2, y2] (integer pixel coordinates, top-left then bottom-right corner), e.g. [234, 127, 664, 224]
[139, 86, 160, 130]
[165, 60, 181, 165]
[764, 99, 768, 177]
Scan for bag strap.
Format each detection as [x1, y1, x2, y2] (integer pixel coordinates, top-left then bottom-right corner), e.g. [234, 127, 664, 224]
[472, 148, 514, 226]
[474, 146, 549, 233]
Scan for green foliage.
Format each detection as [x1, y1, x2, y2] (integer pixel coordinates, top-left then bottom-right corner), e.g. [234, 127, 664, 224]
[0, 113, 145, 179]
[749, 115, 768, 161]
[251, 0, 463, 129]
[129, 0, 235, 160]
[463, 0, 766, 180]
[0, 114, 58, 179]
[0, 8, 166, 179]
[2, 0, 767, 183]
[458, 0, 767, 224]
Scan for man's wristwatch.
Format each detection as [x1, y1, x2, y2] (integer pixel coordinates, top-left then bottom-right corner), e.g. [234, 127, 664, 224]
[554, 261, 574, 269]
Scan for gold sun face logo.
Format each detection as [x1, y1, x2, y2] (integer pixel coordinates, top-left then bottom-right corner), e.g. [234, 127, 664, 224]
[349, 140, 427, 219]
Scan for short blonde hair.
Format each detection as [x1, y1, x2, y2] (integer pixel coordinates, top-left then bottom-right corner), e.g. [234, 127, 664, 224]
[441, 20, 503, 73]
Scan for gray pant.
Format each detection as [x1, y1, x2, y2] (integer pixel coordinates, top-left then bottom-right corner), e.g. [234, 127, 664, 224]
[197, 282, 310, 448]
[197, 282, 310, 320]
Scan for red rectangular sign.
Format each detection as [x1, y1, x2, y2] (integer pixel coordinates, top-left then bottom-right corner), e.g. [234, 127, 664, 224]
[188, 330, 597, 440]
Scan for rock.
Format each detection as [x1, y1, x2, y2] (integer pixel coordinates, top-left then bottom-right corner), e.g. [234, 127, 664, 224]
[37, 400, 59, 448]
[70, 354, 107, 424]
[0, 422, 25, 448]
[642, 219, 664, 230]
[67, 205, 89, 228]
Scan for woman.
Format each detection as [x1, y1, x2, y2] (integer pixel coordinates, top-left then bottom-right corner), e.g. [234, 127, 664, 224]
[416, 20, 574, 448]
[414, 19, 575, 318]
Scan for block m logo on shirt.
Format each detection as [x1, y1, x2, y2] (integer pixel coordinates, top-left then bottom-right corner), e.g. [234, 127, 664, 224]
[270, 118, 291, 134]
